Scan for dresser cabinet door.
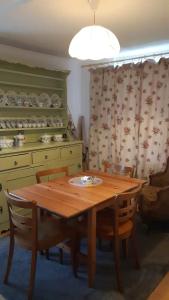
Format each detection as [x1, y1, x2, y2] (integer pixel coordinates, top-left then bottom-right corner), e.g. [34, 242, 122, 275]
[60, 145, 82, 160]
[0, 153, 31, 171]
[32, 149, 60, 164]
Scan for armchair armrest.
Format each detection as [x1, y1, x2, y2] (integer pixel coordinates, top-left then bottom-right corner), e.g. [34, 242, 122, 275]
[150, 172, 169, 187]
[157, 185, 169, 198]
[150, 157, 169, 187]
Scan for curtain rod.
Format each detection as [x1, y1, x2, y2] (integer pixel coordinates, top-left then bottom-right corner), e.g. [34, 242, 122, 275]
[81, 50, 169, 69]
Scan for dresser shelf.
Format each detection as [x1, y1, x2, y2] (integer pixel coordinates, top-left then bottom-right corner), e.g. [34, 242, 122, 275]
[0, 80, 65, 91]
[0, 126, 66, 132]
[0, 106, 65, 111]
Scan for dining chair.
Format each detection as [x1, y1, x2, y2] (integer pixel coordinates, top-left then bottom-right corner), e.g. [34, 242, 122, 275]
[99, 161, 134, 249]
[36, 166, 69, 263]
[74, 185, 142, 293]
[4, 191, 75, 300]
[103, 161, 134, 177]
[36, 166, 69, 183]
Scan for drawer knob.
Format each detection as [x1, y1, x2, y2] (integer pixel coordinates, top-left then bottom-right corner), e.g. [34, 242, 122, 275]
[14, 161, 18, 166]
[0, 206, 3, 214]
[0, 183, 2, 191]
[45, 155, 48, 159]
[70, 150, 72, 154]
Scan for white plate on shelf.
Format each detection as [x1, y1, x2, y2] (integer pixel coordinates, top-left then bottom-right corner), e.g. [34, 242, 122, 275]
[0, 89, 5, 106]
[51, 93, 62, 108]
[39, 93, 51, 108]
[6, 90, 17, 106]
[69, 176, 103, 187]
[28, 93, 38, 107]
[19, 92, 29, 107]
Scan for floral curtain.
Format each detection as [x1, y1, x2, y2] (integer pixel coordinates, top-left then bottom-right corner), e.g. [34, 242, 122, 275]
[89, 58, 169, 178]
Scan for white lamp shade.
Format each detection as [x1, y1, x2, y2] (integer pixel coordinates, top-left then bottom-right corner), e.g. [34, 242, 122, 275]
[69, 25, 120, 60]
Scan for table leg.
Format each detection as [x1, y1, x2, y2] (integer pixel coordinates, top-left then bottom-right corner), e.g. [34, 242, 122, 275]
[88, 207, 96, 288]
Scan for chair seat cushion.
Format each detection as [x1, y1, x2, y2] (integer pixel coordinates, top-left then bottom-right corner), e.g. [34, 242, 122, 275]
[141, 185, 161, 203]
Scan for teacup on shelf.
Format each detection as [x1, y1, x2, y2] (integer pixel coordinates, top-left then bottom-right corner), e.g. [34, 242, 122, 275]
[40, 134, 51, 144]
[52, 134, 63, 142]
[0, 138, 13, 148]
[38, 102, 44, 108]
[23, 99, 30, 107]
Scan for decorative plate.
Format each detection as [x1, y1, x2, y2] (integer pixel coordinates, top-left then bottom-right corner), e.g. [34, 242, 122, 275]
[51, 93, 62, 108]
[0, 89, 5, 106]
[28, 93, 38, 107]
[39, 93, 51, 108]
[69, 176, 103, 187]
[18, 92, 28, 106]
[6, 90, 17, 106]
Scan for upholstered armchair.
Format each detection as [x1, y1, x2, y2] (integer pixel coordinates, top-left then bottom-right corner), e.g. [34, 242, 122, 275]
[139, 157, 169, 223]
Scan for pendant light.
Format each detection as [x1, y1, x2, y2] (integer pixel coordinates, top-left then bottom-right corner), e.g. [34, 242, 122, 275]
[68, 0, 120, 60]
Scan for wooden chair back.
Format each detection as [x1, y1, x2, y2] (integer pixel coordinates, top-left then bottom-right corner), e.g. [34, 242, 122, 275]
[103, 161, 134, 177]
[4, 191, 38, 246]
[114, 185, 141, 225]
[36, 166, 69, 183]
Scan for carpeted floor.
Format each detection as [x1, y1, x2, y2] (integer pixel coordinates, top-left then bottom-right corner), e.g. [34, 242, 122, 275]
[0, 219, 169, 300]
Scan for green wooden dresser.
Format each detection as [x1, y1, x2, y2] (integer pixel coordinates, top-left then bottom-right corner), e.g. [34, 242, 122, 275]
[0, 60, 82, 233]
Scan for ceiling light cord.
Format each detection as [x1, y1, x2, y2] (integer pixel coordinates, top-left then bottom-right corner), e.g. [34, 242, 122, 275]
[93, 11, 96, 25]
[88, 0, 99, 11]
[88, 0, 97, 25]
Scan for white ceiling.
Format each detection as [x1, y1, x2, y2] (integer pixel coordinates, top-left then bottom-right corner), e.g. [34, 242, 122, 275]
[0, 0, 168, 57]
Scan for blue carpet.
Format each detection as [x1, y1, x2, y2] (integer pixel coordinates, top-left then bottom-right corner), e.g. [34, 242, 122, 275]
[0, 222, 169, 300]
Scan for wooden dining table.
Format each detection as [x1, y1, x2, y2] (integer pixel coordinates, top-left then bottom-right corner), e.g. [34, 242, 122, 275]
[9, 170, 145, 288]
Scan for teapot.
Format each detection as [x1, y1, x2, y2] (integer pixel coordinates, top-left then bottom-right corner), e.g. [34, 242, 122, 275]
[14, 133, 25, 147]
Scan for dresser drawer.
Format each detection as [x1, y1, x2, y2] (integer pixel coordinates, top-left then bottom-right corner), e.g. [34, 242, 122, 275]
[0, 153, 31, 171]
[60, 145, 82, 160]
[32, 148, 60, 164]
